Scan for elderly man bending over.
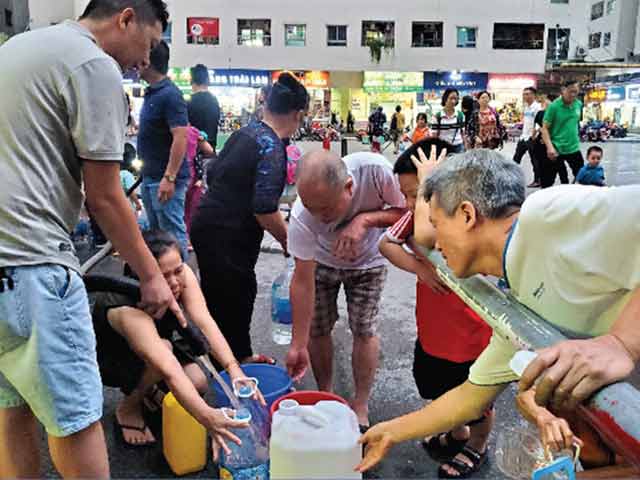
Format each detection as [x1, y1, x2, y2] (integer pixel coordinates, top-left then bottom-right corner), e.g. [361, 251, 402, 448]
[358, 147, 640, 475]
[285, 150, 405, 429]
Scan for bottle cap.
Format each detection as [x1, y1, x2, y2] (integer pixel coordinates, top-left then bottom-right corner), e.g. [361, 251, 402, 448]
[509, 350, 539, 378]
[235, 408, 252, 423]
[278, 399, 299, 416]
[238, 385, 254, 398]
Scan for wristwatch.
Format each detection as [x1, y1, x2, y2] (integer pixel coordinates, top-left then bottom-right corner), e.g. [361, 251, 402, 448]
[163, 174, 176, 183]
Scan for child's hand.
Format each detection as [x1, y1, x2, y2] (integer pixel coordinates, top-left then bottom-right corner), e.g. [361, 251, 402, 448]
[416, 260, 449, 294]
[536, 411, 583, 453]
[411, 144, 447, 183]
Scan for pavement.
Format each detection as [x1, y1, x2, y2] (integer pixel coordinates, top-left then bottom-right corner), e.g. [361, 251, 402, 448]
[37, 140, 640, 479]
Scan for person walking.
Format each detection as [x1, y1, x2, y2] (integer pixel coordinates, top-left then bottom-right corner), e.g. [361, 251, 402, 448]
[530, 94, 557, 189]
[187, 63, 220, 157]
[368, 106, 387, 153]
[541, 80, 584, 186]
[431, 88, 465, 153]
[391, 105, 406, 154]
[191, 73, 308, 365]
[467, 91, 505, 150]
[513, 87, 542, 186]
[0, 1, 184, 477]
[285, 150, 406, 431]
[138, 41, 190, 259]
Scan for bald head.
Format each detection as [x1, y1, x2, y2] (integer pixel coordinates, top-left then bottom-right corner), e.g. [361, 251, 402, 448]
[297, 150, 349, 192]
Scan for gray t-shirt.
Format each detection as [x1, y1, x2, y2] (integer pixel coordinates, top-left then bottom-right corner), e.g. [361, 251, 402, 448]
[0, 21, 127, 271]
[288, 152, 405, 270]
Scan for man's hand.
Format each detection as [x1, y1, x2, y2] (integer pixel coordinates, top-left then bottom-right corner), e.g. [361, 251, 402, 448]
[415, 260, 449, 295]
[411, 144, 448, 184]
[158, 177, 176, 203]
[286, 345, 310, 382]
[356, 422, 397, 472]
[333, 215, 367, 261]
[205, 408, 248, 463]
[519, 335, 636, 411]
[138, 272, 187, 327]
[547, 145, 559, 161]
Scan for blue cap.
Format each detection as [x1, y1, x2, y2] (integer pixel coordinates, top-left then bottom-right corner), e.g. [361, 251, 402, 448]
[235, 408, 252, 423]
[238, 385, 254, 398]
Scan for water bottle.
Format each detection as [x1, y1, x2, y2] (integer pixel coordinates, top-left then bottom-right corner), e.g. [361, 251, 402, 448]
[234, 380, 271, 444]
[219, 408, 270, 480]
[271, 257, 294, 345]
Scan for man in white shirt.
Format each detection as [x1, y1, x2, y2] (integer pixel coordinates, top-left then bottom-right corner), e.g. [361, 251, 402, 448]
[285, 150, 405, 429]
[513, 87, 542, 187]
[357, 148, 640, 472]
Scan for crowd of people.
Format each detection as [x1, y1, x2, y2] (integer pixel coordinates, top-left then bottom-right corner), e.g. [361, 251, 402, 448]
[0, 1, 638, 479]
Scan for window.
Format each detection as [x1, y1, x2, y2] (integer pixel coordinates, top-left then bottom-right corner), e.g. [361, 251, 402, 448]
[550, 0, 569, 3]
[607, 0, 616, 14]
[493, 23, 544, 49]
[589, 32, 602, 49]
[457, 27, 477, 48]
[412, 22, 443, 47]
[4, 9, 12, 27]
[547, 28, 571, 60]
[327, 25, 347, 47]
[285, 24, 306, 46]
[186, 18, 219, 45]
[163, 21, 172, 44]
[361, 21, 394, 48]
[237, 19, 271, 46]
[591, 1, 605, 20]
[603, 32, 611, 46]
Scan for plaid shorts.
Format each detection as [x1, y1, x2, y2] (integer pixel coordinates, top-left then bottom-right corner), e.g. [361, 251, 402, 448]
[312, 264, 388, 338]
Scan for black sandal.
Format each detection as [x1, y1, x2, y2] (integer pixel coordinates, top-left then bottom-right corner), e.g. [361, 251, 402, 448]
[113, 417, 155, 448]
[437, 445, 488, 479]
[422, 431, 468, 462]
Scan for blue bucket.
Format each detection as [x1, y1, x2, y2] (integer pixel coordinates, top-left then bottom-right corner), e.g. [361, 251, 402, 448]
[211, 363, 293, 410]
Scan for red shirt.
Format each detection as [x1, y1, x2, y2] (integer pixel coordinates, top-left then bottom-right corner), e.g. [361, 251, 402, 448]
[386, 211, 492, 363]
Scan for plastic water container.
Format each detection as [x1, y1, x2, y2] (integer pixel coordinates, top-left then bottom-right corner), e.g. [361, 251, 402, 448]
[162, 392, 207, 476]
[219, 408, 270, 480]
[270, 399, 362, 479]
[236, 382, 271, 444]
[271, 257, 294, 345]
[212, 363, 293, 411]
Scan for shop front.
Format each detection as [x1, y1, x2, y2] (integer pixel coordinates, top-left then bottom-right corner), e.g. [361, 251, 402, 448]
[626, 85, 640, 130]
[487, 73, 539, 124]
[423, 71, 488, 117]
[272, 70, 331, 121]
[584, 85, 630, 125]
[361, 71, 423, 127]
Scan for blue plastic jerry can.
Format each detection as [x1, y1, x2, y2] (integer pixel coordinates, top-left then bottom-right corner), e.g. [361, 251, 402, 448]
[532, 456, 576, 480]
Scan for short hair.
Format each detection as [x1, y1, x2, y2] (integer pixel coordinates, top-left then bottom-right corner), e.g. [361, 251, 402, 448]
[297, 152, 349, 190]
[395, 105, 402, 112]
[394, 138, 453, 176]
[587, 145, 603, 157]
[547, 93, 559, 102]
[563, 79, 579, 88]
[142, 229, 182, 261]
[80, 0, 169, 32]
[441, 88, 460, 107]
[476, 90, 491, 100]
[423, 149, 525, 219]
[149, 40, 169, 75]
[524, 87, 537, 95]
[267, 72, 309, 115]
[416, 112, 428, 123]
[190, 64, 209, 86]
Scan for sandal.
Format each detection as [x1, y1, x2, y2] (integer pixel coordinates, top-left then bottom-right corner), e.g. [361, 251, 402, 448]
[243, 354, 277, 365]
[437, 445, 488, 479]
[142, 384, 166, 414]
[113, 417, 155, 448]
[422, 431, 468, 462]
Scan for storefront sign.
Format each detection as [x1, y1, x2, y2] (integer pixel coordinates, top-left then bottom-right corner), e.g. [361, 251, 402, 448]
[168, 68, 271, 89]
[363, 72, 423, 92]
[487, 74, 537, 91]
[423, 71, 488, 92]
[585, 88, 607, 103]
[627, 85, 640, 101]
[187, 17, 220, 44]
[606, 86, 626, 102]
[272, 70, 330, 89]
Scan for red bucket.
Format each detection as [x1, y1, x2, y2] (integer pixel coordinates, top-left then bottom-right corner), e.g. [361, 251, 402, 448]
[270, 390, 348, 418]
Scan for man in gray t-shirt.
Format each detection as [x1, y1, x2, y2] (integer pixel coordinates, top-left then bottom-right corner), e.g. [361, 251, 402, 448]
[0, 2, 184, 477]
[286, 150, 405, 428]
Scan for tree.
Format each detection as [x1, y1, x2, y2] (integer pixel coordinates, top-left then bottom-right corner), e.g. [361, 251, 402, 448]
[0, 33, 9, 46]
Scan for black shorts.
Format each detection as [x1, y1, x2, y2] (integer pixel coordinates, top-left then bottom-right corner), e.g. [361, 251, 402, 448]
[412, 340, 475, 400]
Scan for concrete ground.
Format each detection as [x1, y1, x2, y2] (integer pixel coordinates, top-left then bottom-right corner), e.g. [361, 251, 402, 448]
[37, 140, 640, 478]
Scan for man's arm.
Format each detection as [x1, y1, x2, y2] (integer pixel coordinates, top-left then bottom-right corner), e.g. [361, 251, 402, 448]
[84, 161, 184, 324]
[414, 195, 437, 249]
[541, 123, 558, 160]
[285, 258, 316, 381]
[357, 381, 505, 472]
[256, 212, 288, 253]
[158, 126, 189, 202]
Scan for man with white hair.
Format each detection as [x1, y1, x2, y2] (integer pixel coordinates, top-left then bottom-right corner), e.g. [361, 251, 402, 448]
[285, 150, 405, 429]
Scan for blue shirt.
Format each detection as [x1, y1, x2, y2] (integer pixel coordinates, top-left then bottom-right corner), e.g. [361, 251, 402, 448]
[194, 121, 286, 232]
[576, 164, 605, 186]
[138, 78, 189, 181]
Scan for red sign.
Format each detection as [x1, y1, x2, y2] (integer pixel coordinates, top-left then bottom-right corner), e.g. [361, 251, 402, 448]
[272, 70, 330, 89]
[487, 74, 538, 91]
[187, 17, 220, 45]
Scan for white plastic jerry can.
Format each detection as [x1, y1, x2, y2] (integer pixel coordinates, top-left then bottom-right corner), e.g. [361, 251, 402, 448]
[270, 400, 362, 480]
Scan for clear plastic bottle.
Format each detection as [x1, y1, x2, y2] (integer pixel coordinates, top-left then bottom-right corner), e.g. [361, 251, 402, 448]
[271, 257, 295, 345]
[219, 408, 270, 480]
[235, 382, 271, 444]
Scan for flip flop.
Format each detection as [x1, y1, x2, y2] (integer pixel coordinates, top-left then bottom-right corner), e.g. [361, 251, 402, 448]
[113, 417, 155, 448]
[243, 354, 277, 365]
[422, 431, 468, 462]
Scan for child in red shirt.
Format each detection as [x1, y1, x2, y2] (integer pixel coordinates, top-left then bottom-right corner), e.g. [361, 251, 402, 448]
[379, 138, 493, 479]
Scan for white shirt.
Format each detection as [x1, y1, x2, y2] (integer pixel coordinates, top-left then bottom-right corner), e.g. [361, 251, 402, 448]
[469, 185, 640, 386]
[522, 101, 542, 140]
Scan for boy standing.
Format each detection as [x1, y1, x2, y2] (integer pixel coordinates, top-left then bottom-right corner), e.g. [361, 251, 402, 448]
[576, 146, 606, 187]
[379, 139, 494, 478]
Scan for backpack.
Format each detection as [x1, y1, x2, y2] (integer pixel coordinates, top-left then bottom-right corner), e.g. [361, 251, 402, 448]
[435, 111, 465, 142]
[286, 144, 303, 185]
[390, 113, 398, 131]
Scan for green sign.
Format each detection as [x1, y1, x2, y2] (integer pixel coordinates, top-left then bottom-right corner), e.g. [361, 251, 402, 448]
[363, 71, 423, 93]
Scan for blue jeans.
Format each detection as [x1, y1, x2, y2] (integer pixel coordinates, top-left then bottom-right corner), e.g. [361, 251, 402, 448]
[141, 177, 189, 259]
[0, 265, 102, 437]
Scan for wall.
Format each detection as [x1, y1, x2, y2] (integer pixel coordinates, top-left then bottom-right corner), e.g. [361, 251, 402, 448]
[587, 0, 639, 61]
[0, 0, 29, 35]
[28, 0, 74, 29]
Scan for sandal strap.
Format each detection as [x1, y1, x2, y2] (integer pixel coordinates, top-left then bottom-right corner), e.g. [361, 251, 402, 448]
[460, 445, 485, 464]
[117, 422, 148, 433]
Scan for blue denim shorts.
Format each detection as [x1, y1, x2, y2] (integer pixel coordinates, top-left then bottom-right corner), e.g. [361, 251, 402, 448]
[0, 264, 103, 437]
